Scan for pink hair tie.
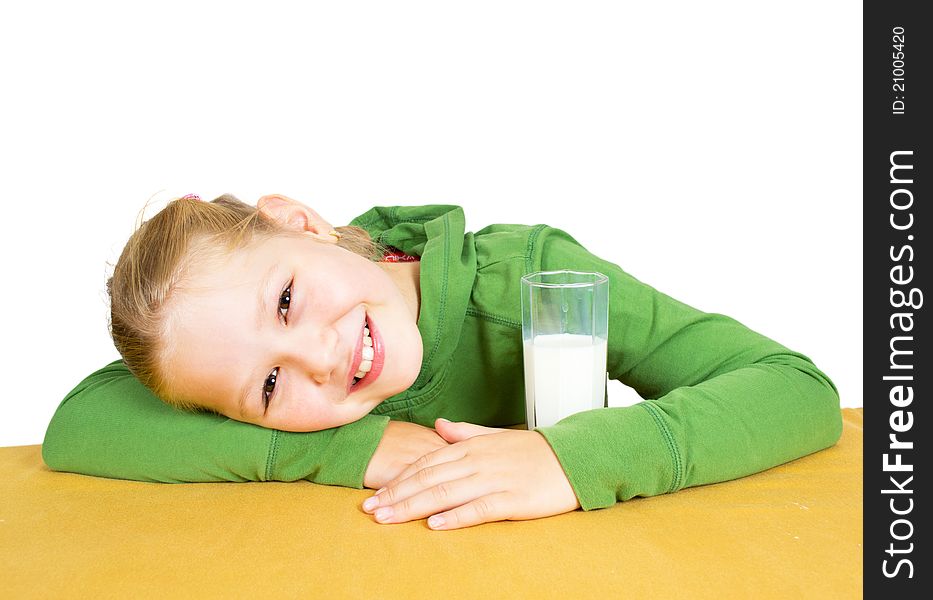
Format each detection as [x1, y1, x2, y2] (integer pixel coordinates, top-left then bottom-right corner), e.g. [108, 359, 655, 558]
[180, 193, 201, 201]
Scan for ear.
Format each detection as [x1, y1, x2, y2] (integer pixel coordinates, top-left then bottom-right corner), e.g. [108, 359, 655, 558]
[257, 194, 338, 243]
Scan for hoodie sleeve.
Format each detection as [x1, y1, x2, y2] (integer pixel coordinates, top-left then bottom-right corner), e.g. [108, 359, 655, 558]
[530, 228, 843, 511]
[42, 360, 389, 486]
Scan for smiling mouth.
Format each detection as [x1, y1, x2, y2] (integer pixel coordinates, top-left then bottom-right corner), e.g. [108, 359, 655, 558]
[348, 314, 385, 394]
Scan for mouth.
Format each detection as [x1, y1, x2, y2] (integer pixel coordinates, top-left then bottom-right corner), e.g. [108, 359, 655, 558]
[347, 313, 384, 395]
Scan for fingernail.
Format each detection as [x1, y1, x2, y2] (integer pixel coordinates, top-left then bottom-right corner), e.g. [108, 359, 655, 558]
[374, 487, 386, 496]
[438, 418, 451, 424]
[375, 507, 394, 522]
[363, 497, 379, 512]
[428, 515, 446, 529]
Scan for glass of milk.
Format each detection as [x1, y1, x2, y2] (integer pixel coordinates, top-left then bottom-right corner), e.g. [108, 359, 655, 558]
[521, 270, 609, 429]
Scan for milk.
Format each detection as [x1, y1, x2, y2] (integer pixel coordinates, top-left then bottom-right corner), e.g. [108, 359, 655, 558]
[523, 334, 608, 428]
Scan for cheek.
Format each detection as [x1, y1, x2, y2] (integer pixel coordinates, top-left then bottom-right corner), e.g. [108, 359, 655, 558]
[283, 401, 327, 430]
[313, 264, 376, 309]
[338, 259, 393, 296]
[274, 398, 356, 432]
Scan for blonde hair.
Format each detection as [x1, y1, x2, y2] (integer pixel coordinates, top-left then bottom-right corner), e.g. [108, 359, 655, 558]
[107, 194, 384, 410]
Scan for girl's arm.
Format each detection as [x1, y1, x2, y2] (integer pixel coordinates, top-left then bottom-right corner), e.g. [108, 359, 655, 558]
[531, 228, 843, 510]
[42, 360, 440, 487]
[357, 223, 842, 529]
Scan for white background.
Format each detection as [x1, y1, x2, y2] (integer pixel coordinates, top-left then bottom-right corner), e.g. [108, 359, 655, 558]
[0, 1, 862, 447]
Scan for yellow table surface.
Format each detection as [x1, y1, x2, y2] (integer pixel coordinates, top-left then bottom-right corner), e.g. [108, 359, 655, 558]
[2, 409, 862, 599]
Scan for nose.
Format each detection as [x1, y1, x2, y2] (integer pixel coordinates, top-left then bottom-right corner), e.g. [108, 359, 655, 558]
[286, 325, 342, 385]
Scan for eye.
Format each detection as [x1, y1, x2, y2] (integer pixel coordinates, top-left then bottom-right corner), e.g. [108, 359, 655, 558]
[278, 282, 292, 322]
[262, 367, 279, 410]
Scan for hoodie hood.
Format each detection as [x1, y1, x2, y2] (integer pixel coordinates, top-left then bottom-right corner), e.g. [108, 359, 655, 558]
[350, 205, 477, 394]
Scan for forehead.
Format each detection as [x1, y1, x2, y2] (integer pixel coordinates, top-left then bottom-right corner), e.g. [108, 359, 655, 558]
[158, 281, 255, 409]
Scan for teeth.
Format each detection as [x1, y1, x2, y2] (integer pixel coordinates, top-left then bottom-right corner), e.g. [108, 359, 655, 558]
[353, 323, 375, 383]
[354, 360, 373, 379]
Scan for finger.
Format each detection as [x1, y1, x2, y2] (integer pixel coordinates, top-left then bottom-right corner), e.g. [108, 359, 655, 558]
[375, 443, 468, 499]
[368, 455, 476, 516]
[434, 419, 504, 444]
[427, 492, 513, 530]
[373, 472, 490, 525]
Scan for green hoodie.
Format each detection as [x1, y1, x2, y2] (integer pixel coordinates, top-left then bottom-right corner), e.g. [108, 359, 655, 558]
[43, 205, 842, 510]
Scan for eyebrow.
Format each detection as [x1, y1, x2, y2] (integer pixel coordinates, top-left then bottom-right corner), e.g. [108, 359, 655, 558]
[236, 263, 279, 419]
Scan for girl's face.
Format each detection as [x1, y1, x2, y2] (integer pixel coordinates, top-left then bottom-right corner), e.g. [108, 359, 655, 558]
[162, 232, 423, 431]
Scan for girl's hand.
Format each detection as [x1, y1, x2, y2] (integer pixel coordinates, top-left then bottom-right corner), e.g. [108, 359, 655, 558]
[363, 421, 451, 490]
[361, 419, 581, 530]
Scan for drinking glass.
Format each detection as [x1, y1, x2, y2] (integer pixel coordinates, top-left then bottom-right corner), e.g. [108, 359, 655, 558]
[521, 270, 609, 429]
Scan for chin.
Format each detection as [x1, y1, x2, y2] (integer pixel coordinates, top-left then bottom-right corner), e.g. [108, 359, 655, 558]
[396, 359, 422, 393]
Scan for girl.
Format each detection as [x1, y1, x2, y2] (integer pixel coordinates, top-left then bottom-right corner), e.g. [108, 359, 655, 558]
[43, 194, 843, 531]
